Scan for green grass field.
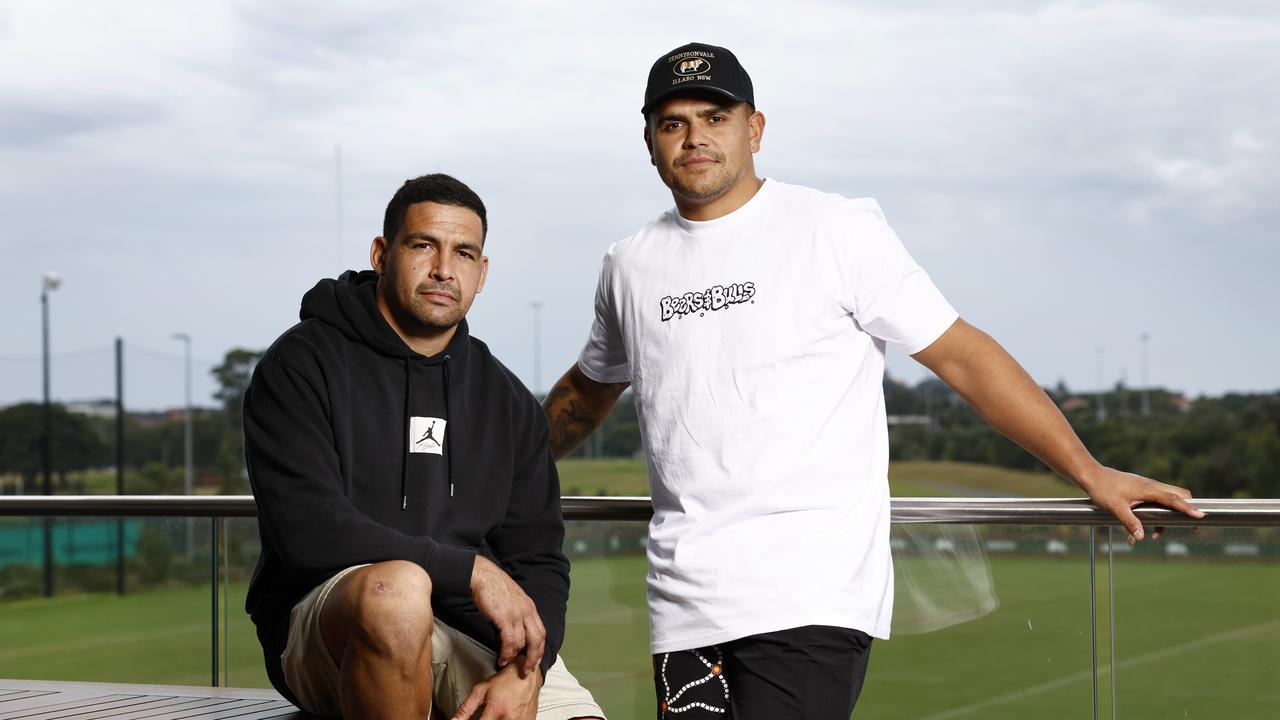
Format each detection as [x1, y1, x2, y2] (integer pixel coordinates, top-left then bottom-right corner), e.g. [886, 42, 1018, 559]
[2, 461, 1274, 718]
[1, 538, 1275, 719]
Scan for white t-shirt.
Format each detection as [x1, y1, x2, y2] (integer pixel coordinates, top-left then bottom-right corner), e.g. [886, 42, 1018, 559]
[578, 179, 958, 653]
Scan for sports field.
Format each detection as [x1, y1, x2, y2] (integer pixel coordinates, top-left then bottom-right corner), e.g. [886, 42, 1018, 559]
[1, 462, 1275, 718]
[1, 532, 1274, 718]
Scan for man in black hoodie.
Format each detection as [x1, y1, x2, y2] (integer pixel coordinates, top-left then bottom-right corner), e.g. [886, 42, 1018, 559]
[244, 174, 604, 720]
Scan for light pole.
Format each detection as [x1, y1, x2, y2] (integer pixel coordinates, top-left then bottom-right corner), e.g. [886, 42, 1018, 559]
[41, 271, 61, 598]
[1139, 332, 1151, 418]
[530, 301, 543, 397]
[1095, 345, 1107, 423]
[41, 272, 60, 492]
[335, 143, 343, 276]
[173, 332, 194, 558]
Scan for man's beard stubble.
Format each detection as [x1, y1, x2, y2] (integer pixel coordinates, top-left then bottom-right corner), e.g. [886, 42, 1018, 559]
[664, 151, 735, 201]
[402, 282, 467, 335]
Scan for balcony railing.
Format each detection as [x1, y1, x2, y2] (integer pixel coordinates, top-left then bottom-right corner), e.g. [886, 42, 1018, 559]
[1, 496, 1277, 720]
[3, 495, 1275, 523]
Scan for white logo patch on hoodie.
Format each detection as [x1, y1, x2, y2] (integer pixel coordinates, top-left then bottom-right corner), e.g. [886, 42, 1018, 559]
[409, 416, 446, 455]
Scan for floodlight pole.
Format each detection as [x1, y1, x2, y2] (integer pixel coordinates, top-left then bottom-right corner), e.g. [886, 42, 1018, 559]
[531, 301, 543, 397]
[1095, 346, 1107, 423]
[41, 286, 51, 495]
[335, 143, 343, 276]
[116, 337, 125, 595]
[173, 332, 194, 558]
[1140, 332, 1151, 417]
[40, 272, 60, 598]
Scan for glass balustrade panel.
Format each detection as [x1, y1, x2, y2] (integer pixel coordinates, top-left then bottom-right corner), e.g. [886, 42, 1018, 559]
[559, 519, 652, 719]
[1106, 525, 1280, 719]
[858, 523, 1098, 719]
[222, 516, 269, 688]
[0, 515, 214, 685]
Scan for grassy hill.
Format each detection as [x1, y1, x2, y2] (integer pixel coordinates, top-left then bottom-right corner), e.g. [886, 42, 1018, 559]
[557, 458, 1083, 498]
[60, 459, 1080, 499]
[886, 460, 1083, 498]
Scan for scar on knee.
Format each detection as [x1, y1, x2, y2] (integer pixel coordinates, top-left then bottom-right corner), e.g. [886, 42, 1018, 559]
[372, 581, 388, 594]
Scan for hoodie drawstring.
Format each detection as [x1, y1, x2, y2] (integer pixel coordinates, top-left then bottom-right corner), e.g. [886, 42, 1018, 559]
[400, 356, 411, 510]
[443, 355, 454, 498]
[400, 353, 455, 510]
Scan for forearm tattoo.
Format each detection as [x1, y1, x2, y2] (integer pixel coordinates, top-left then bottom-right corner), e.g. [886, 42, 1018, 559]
[543, 381, 627, 458]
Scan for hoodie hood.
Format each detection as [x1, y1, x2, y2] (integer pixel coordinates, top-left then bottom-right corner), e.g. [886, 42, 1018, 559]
[299, 269, 469, 509]
[245, 269, 569, 681]
[299, 269, 472, 362]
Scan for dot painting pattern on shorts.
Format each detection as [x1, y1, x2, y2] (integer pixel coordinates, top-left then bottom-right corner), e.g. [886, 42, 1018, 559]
[659, 646, 729, 715]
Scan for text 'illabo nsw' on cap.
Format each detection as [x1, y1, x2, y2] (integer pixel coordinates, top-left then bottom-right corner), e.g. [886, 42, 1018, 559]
[641, 42, 755, 116]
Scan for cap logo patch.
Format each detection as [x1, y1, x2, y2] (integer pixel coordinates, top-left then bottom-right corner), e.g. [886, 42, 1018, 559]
[674, 58, 710, 76]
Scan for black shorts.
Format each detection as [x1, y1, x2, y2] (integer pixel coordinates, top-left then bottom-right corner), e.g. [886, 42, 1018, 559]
[652, 625, 872, 720]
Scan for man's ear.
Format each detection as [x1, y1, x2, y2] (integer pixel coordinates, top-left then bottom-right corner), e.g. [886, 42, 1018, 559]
[748, 110, 766, 153]
[370, 236, 389, 274]
[477, 255, 489, 294]
[643, 124, 656, 166]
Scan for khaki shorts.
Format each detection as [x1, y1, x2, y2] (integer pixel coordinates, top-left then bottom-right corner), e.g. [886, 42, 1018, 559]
[282, 564, 605, 719]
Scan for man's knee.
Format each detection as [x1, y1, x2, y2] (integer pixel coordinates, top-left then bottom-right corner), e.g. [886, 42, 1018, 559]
[326, 560, 435, 661]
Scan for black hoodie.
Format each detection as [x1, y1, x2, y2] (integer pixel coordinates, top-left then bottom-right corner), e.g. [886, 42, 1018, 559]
[244, 270, 569, 691]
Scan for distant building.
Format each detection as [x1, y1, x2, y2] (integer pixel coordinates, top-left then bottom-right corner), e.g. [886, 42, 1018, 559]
[1059, 396, 1089, 413]
[63, 398, 116, 419]
[887, 415, 933, 427]
[62, 399, 214, 425]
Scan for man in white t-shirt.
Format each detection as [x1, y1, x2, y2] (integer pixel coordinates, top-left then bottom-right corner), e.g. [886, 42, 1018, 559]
[543, 42, 1203, 719]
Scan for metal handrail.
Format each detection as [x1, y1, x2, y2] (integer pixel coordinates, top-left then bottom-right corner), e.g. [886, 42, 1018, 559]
[1, 495, 1277, 526]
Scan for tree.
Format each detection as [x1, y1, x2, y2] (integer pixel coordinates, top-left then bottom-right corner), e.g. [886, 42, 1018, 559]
[883, 374, 921, 416]
[128, 462, 182, 495]
[211, 348, 263, 494]
[1240, 423, 1280, 498]
[883, 382, 1280, 497]
[115, 411, 223, 475]
[211, 348, 264, 430]
[0, 403, 110, 490]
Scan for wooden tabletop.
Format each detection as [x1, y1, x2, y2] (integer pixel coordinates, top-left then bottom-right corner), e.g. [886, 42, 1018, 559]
[0, 679, 317, 719]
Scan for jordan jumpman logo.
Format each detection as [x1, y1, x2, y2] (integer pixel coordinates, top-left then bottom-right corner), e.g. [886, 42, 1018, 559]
[418, 421, 441, 448]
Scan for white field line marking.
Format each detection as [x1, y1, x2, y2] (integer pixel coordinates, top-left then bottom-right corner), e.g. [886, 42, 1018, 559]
[914, 620, 1280, 720]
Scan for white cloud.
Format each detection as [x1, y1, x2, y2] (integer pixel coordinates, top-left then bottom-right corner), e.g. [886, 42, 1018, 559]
[1135, 129, 1275, 217]
[1, 0, 1278, 408]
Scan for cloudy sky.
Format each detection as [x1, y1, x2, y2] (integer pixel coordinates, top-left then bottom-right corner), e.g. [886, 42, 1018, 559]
[2, 0, 1277, 411]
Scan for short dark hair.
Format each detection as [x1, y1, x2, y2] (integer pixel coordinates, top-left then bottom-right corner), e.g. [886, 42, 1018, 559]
[383, 173, 488, 244]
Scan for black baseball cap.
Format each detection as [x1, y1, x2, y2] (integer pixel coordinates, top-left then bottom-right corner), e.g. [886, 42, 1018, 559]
[641, 42, 754, 116]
